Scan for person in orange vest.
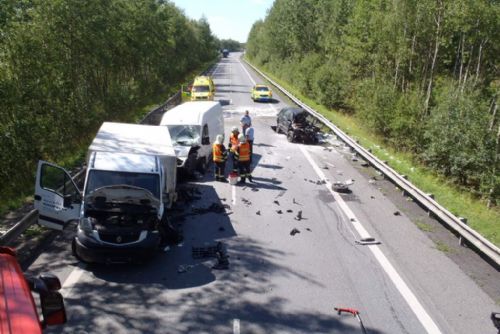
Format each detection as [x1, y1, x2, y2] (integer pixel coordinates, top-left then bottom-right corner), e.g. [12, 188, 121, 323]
[213, 134, 227, 182]
[228, 126, 240, 173]
[235, 134, 252, 184]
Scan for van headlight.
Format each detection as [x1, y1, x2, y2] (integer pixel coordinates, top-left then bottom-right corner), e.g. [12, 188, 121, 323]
[79, 217, 94, 236]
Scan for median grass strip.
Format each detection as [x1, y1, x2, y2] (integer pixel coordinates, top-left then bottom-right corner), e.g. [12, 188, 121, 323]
[248, 59, 500, 248]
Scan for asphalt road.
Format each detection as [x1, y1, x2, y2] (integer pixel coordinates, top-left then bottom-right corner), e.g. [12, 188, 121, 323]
[27, 53, 499, 334]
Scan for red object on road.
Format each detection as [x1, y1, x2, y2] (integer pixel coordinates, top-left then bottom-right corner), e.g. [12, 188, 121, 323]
[335, 306, 368, 334]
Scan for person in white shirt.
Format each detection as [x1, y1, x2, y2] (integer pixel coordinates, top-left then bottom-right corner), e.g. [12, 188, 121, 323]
[245, 125, 254, 163]
[240, 110, 252, 133]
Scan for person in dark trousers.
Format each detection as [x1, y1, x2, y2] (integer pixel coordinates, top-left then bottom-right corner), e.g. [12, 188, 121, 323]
[235, 134, 252, 184]
[212, 134, 227, 182]
[228, 126, 240, 173]
[245, 125, 254, 163]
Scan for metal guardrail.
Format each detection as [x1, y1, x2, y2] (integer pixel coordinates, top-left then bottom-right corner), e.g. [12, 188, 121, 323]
[243, 58, 500, 267]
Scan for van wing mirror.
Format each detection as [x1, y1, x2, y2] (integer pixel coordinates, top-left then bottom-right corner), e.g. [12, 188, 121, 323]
[63, 194, 72, 208]
[41, 291, 67, 326]
[202, 137, 210, 145]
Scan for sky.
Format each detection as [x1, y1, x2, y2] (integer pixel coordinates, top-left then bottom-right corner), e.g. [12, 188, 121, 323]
[169, 0, 274, 43]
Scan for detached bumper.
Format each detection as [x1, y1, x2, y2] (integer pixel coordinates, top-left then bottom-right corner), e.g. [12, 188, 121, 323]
[73, 231, 161, 264]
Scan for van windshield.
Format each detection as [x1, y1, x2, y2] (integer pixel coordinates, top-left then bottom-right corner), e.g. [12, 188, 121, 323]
[85, 170, 160, 199]
[167, 125, 201, 146]
[192, 85, 210, 92]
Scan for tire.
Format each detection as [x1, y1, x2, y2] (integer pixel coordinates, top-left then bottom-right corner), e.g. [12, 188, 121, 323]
[196, 157, 207, 174]
[276, 122, 282, 134]
[287, 130, 295, 143]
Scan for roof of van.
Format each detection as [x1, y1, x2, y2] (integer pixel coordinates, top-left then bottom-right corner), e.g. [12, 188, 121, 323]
[160, 101, 221, 126]
[193, 76, 212, 83]
[91, 151, 158, 173]
[89, 122, 175, 157]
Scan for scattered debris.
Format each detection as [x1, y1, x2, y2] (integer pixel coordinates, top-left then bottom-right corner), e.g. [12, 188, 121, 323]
[370, 196, 375, 199]
[332, 179, 354, 193]
[163, 246, 170, 252]
[393, 211, 401, 216]
[355, 237, 381, 245]
[256, 210, 261, 215]
[242, 198, 252, 206]
[293, 198, 301, 205]
[286, 156, 291, 160]
[290, 228, 300, 236]
[360, 162, 369, 167]
[306, 228, 312, 232]
[322, 166, 329, 170]
[251, 188, 259, 192]
[276, 210, 283, 214]
[286, 209, 293, 213]
[212, 251, 230, 270]
[295, 210, 303, 221]
[274, 200, 280, 206]
[351, 156, 358, 162]
[316, 180, 327, 185]
[191, 203, 229, 214]
[192, 242, 229, 270]
[368, 179, 376, 184]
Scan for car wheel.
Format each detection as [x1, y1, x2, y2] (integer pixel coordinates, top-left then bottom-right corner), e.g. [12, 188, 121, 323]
[287, 130, 295, 142]
[196, 157, 207, 174]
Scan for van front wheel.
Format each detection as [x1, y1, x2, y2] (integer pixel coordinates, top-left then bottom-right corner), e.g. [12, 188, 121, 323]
[197, 157, 207, 174]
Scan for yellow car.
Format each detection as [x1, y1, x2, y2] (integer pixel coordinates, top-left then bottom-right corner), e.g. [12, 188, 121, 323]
[191, 76, 215, 101]
[251, 84, 273, 102]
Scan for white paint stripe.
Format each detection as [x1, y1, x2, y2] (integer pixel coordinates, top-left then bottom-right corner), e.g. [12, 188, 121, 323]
[299, 145, 442, 334]
[233, 319, 240, 334]
[61, 262, 87, 298]
[239, 59, 256, 85]
[232, 184, 237, 205]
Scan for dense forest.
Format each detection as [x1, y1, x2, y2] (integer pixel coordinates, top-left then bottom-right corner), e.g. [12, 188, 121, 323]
[0, 0, 218, 207]
[247, 0, 499, 206]
[219, 39, 244, 52]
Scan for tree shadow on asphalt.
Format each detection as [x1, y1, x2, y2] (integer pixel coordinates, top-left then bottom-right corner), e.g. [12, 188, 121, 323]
[46, 233, 386, 334]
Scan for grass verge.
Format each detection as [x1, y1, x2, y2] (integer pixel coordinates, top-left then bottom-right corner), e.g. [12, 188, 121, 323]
[246, 58, 500, 247]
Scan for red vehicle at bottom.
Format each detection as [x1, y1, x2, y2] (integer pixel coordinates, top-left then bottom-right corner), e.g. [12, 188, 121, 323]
[0, 246, 67, 333]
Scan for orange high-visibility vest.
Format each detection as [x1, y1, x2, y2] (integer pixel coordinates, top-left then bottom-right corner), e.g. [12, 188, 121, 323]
[230, 133, 239, 147]
[238, 142, 250, 162]
[213, 143, 225, 162]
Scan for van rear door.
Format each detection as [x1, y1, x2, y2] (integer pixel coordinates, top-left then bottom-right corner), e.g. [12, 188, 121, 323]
[34, 161, 82, 230]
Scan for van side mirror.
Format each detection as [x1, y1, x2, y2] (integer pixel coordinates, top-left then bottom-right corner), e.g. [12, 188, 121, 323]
[63, 194, 72, 208]
[202, 137, 210, 145]
[41, 291, 67, 326]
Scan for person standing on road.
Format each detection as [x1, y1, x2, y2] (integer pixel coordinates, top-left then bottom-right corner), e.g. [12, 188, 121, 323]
[228, 127, 240, 173]
[235, 134, 252, 184]
[245, 125, 254, 163]
[240, 110, 252, 134]
[213, 134, 227, 182]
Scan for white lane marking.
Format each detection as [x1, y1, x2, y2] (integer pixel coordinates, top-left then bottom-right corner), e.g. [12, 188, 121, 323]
[61, 262, 87, 298]
[239, 58, 278, 113]
[299, 145, 442, 334]
[239, 59, 256, 86]
[232, 184, 237, 205]
[233, 319, 240, 334]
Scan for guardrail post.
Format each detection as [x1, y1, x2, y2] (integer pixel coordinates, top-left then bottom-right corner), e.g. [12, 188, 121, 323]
[458, 217, 468, 247]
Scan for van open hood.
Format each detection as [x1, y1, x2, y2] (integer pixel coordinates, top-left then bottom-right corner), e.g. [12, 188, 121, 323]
[85, 185, 160, 209]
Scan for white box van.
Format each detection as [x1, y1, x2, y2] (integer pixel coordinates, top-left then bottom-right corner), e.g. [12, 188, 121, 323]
[34, 122, 178, 264]
[160, 101, 224, 175]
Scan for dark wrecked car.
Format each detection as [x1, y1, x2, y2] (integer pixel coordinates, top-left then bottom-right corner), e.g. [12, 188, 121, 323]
[276, 107, 320, 144]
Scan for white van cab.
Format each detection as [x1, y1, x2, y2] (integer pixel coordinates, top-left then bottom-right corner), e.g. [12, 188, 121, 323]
[160, 101, 224, 175]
